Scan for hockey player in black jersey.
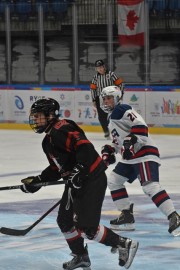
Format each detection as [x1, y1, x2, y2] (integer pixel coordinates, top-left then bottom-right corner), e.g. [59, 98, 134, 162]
[100, 86, 180, 237]
[20, 98, 139, 270]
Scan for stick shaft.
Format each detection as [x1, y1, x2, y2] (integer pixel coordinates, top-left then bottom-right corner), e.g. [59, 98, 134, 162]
[0, 199, 61, 236]
[0, 180, 65, 191]
[27, 199, 61, 230]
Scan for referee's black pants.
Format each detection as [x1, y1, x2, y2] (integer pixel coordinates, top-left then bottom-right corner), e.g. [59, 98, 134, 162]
[95, 97, 109, 134]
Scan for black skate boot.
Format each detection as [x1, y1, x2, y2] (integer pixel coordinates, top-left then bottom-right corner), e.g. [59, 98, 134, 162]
[118, 237, 139, 269]
[63, 245, 91, 270]
[104, 131, 110, 140]
[168, 212, 180, 236]
[110, 204, 135, 231]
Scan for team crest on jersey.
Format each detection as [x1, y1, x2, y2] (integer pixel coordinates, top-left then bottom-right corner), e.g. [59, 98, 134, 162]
[106, 74, 110, 79]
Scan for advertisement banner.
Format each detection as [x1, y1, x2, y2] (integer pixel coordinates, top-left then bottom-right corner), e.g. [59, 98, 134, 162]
[6, 90, 30, 123]
[146, 92, 180, 127]
[74, 91, 98, 124]
[6, 90, 75, 123]
[50, 91, 74, 120]
[1, 89, 180, 128]
[0, 90, 6, 121]
[123, 91, 146, 119]
[29, 91, 74, 120]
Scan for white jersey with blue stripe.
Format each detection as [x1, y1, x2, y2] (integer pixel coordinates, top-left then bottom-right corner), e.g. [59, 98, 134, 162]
[108, 103, 161, 165]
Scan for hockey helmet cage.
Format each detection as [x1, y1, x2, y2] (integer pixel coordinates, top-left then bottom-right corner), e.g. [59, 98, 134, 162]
[29, 98, 60, 133]
[100, 86, 122, 113]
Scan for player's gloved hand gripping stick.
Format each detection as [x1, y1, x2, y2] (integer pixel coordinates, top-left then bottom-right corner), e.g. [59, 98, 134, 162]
[0, 179, 65, 191]
[101, 145, 116, 166]
[121, 134, 137, 160]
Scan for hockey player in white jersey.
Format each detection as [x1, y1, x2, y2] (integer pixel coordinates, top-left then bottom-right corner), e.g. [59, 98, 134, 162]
[100, 85, 180, 237]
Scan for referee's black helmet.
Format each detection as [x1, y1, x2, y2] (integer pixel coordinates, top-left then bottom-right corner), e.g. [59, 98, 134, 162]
[95, 59, 105, 67]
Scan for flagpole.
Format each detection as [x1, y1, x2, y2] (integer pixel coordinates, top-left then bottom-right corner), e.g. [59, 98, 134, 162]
[107, 2, 113, 70]
[144, 0, 150, 123]
[144, 0, 150, 86]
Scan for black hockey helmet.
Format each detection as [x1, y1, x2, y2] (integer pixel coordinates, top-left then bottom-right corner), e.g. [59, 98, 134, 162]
[95, 59, 105, 67]
[29, 98, 60, 133]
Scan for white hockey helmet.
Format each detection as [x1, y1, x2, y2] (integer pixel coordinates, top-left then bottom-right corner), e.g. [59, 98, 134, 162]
[100, 85, 123, 113]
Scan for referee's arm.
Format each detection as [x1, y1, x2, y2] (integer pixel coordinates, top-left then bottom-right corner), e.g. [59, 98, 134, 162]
[90, 82, 97, 107]
[111, 72, 123, 87]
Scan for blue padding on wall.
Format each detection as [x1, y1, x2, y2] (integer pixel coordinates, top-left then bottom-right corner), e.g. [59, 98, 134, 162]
[0, 84, 180, 91]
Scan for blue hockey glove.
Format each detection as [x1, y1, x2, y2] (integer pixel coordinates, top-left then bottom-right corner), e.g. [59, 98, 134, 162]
[121, 134, 137, 160]
[20, 175, 42, 193]
[67, 164, 85, 189]
[101, 145, 116, 166]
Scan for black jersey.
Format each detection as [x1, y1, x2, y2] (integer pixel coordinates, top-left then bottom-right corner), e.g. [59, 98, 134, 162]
[39, 119, 107, 182]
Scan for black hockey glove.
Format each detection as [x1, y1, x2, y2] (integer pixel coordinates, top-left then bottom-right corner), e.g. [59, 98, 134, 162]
[20, 175, 42, 193]
[101, 145, 116, 166]
[67, 164, 85, 189]
[121, 134, 137, 160]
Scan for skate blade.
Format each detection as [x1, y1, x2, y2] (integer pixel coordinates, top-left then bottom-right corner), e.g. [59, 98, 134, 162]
[124, 240, 139, 269]
[82, 267, 91, 270]
[110, 224, 135, 231]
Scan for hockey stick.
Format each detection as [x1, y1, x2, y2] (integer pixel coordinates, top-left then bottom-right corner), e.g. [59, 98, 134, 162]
[0, 180, 65, 191]
[0, 199, 61, 236]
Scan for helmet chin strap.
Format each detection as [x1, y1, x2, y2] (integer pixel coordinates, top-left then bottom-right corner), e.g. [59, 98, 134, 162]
[45, 116, 58, 134]
[45, 123, 53, 134]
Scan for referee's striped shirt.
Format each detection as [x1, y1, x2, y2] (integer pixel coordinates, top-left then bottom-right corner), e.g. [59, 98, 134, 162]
[90, 70, 123, 101]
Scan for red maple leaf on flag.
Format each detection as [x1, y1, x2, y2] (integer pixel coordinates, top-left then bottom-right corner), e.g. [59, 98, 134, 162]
[126, 10, 139, 31]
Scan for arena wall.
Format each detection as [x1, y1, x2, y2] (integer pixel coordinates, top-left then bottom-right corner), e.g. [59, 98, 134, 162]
[0, 85, 180, 134]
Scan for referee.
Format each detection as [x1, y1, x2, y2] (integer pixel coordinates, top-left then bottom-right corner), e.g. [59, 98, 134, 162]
[90, 59, 124, 139]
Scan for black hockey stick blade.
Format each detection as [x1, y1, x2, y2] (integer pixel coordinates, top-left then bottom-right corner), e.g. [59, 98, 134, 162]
[0, 199, 61, 236]
[0, 226, 31, 236]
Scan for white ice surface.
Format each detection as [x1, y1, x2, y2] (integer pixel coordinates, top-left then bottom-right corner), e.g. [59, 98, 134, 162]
[0, 130, 180, 270]
[0, 130, 180, 202]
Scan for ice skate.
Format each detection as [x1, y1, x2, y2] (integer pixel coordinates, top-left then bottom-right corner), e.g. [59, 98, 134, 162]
[168, 212, 180, 237]
[63, 245, 91, 270]
[110, 204, 135, 231]
[118, 238, 139, 269]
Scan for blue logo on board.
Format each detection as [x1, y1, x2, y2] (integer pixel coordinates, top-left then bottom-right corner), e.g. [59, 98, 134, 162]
[15, 95, 24, 110]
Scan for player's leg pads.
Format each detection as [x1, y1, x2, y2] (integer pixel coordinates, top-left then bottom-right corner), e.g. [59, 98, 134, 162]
[82, 227, 98, 240]
[57, 219, 73, 233]
[110, 204, 135, 231]
[63, 244, 91, 270]
[118, 238, 139, 269]
[168, 212, 180, 237]
[142, 181, 162, 197]
[108, 171, 128, 191]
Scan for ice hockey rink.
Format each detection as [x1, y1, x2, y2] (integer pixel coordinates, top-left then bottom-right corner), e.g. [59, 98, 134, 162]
[0, 129, 180, 270]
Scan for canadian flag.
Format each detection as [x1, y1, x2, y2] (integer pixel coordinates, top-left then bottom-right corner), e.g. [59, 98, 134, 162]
[117, 0, 145, 46]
